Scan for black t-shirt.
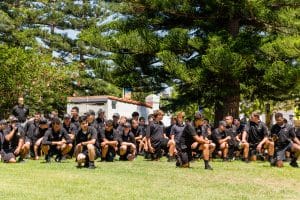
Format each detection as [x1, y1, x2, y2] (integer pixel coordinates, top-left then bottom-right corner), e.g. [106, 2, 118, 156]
[0, 131, 4, 151]
[42, 128, 72, 145]
[71, 117, 80, 130]
[146, 121, 165, 147]
[271, 123, 295, 149]
[117, 131, 136, 146]
[131, 127, 142, 138]
[165, 124, 174, 139]
[99, 128, 118, 142]
[244, 121, 268, 144]
[3, 125, 25, 151]
[63, 122, 78, 135]
[12, 105, 29, 123]
[139, 125, 147, 137]
[211, 128, 226, 145]
[170, 123, 185, 145]
[96, 118, 106, 129]
[195, 125, 210, 139]
[76, 127, 97, 144]
[296, 128, 300, 140]
[177, 124, 197, 150]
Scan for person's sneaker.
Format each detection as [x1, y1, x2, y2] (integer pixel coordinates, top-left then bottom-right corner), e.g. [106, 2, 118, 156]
[290, 161, 299, 168]
[127, 154, 135, 161]
[242, 158, 249, 163]
[270, 158, 276, 167]
[55, 154, 62, 162]
[18, 157, 25, 163]
[223, 157, 229, 162]
[88, 161, 96, 169]
[45, 154, 51, 163]
[205, 164, 213, 170]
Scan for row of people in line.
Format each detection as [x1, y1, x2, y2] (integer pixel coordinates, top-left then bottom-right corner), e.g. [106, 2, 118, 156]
[1, 105, 299, 170]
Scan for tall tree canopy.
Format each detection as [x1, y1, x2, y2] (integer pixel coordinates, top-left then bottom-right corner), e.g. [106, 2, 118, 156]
[89, 0, 300, 122]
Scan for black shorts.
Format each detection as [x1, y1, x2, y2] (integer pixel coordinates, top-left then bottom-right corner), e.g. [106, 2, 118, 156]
[275, 142, 293, 161]
[176, 147, 192, 166]
[1, 150, 16, 163]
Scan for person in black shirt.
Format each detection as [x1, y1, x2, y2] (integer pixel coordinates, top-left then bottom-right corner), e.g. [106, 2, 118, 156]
[74, 116, 98, 169]
[146, 110, 175, 161]
[1, 116, 28, 163]
[63, 114, 77, 141]
[211, 121, 229, 159]
[225, 115, 249, 162]
[112, 113, 120, 131]
[41, 118, 72, 163]
[242, 112, 273, 162]
[270, 113, 300, 168]
[138, 117, 147, 154]
[170, 112, 186, 157]
[131, 119, 142, 154]
[165, 116, 177, 139]
[176, 111, 213, 170]
[12, 97, 29, 124]
[96, 108, 106, 129]
[131, 112, 140, 122]
[86, 110, 99, 130]
[71, 106, 80, 130]
[117, 122, 136, 161]
[31, 118, 49, 160]
[99, 120, 118, 162]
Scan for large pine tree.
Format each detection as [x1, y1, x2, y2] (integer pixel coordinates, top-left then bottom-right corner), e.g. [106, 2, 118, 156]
[95, 0, 300, 122]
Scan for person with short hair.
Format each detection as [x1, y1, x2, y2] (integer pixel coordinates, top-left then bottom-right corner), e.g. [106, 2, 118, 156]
[63, 114, 77, 141]
[170, 112, 186, 158]
[131, 112, 139, 122]
[41, 118, 72, 163]
[12, 97, 29, 124]
[270, 113, 300, 168]
[146, 110, 175, 161]
[74, 116, 98, 169]
[71, 106, 80, 129]
[96, 108, 106, 129]
[176, 112, 213, 170]
[98, 120, 118, 162]
[211, 121, 229, 159]
[117, 122, 136, 161]
[131, 119, 143, 155]
[190, 113, 215, 162]
[242, 112, 273, 162]
[1, 116, 28, 163]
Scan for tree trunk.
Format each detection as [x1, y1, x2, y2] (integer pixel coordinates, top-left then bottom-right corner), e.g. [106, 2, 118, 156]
[214, 80, 240, 125]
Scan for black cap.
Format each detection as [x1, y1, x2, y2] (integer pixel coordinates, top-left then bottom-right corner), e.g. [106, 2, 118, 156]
[123, 122, 131, 128]
[194, 111, 203, 120]
[63, 114, 71, 119]
[39, 118, 48, 125]
[98, 108, 105, 114]
[113, 113, 120, 118]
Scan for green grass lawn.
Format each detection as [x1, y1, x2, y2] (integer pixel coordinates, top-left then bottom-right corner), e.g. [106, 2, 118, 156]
[0, 157, 299, 200]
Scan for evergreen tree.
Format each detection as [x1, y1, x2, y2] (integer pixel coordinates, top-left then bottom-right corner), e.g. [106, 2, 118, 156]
[98, 0, 300, 122]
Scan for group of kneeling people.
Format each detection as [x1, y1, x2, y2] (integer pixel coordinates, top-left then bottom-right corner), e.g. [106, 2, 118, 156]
[0, 107, 299, 170]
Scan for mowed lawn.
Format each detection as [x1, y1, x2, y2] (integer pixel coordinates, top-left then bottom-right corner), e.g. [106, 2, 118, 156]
[0, 157, 299, 200]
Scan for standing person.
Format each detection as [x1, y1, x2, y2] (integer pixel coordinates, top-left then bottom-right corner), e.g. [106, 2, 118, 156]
[146, 110, 175, 161]
[176, 112, 213, 170]
[96, 108, 106, 129]
[41, 118, 73, 163]
[74, 116, 98, 169]
[12, 97, 29, 125]
[270, 113, 300, 168]
[71, 106, 80, 130]
[1, 116, 28, 163]
[242, 112, 273, 162]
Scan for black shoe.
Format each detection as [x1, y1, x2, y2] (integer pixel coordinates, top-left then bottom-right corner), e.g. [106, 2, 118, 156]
[270, 158, 276, 167]
[55, 154, 62, 162]
[241, 158, 249, 163]
[223, 157, 229, 162]
[167, 156, 176, 162]
[205, 164, 213, 170]
[45, 155, 51, 163]
[88, 161, 96, 169]
[18, 157, 25, 163]
[290, 161, 299, 168]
